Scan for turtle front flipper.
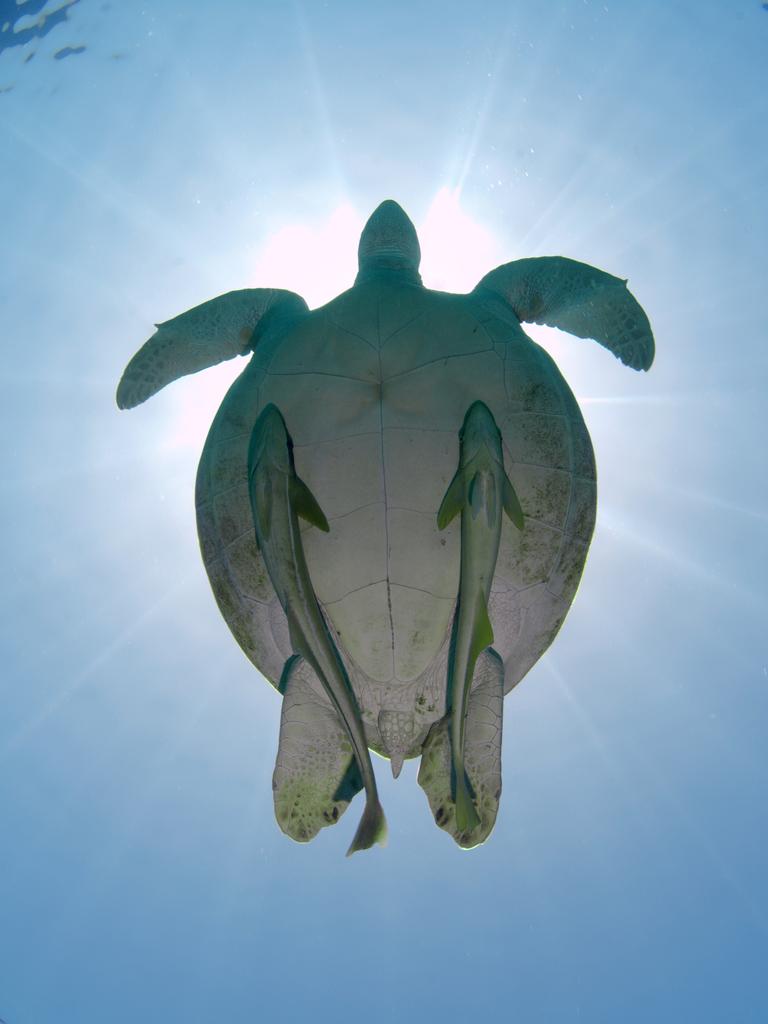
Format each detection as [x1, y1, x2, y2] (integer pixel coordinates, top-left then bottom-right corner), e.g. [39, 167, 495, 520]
[116, 287, 309, 408]
[273, 655, 364, 843]
[418, 648, 504, 849]
[475, 255, 655, 371]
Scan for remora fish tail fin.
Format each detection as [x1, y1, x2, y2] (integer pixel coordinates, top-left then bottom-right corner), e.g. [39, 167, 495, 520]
[346, 798, 388, 857]
[471, 591, 494, 660]
[290, 477, 330, 532]
[333, 758, 364, 803]
[502, 474, 524, 530]
[437, 470, 464, 529]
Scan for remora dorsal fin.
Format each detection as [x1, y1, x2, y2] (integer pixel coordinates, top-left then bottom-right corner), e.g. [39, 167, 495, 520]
[471, 591, 494, 661]
[437, 470, 464, 529]
[502, 473, 524, 530]
[290, 477, 330, 532]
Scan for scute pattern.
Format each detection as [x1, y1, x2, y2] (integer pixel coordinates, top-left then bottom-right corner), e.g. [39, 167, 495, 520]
[114, 199, 658, 854]
[195, 279, 597, 756]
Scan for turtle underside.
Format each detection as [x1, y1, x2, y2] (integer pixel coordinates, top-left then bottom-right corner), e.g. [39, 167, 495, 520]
[117, 197, 654, 852]
[195, 278, 596, 766]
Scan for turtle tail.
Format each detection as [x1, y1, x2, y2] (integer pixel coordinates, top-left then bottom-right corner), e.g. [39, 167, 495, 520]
[345, 797, 388, 857]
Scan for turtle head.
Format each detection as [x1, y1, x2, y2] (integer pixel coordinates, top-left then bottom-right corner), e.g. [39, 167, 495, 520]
[356, 200, 422, 286]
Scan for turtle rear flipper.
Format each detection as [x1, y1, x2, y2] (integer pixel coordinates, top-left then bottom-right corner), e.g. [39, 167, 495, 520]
[418, 648, 504, 849]
[273, 656, 363, 844]
[475, 255, 655, 371]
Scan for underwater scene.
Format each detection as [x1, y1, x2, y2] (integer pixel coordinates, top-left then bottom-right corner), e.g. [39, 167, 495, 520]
[1, 1, 766, 1021]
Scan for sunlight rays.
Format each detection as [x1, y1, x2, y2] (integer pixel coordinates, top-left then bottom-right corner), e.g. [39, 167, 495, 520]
[575, 98, 768, 261]
[505, 8, 759, 261]
[0, 571, 196, 760]
[293, 1, 347, 198]
[539, 656, 619, 775]
[452, 24, 515, 195]
[418, 186, 506, 291]
[610, 469, 768, 540]
[647, 482, 768, 525]
[605, 701, 768, 938]
[163, 188, 509, 452]
[0, 116, 217, 325]
[577, 392, 713, 406]
[77, 680, 225, 889]
[251, 201, 363, 309]
[599, 505, 768, 614]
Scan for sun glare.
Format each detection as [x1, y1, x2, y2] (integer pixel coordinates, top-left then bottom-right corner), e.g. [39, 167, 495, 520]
[418, 186, 506, 292]
[165, 190, 508, 453]
[251, 202, 365, 310]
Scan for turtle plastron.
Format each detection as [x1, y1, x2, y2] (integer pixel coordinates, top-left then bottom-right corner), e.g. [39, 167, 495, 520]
[116, 199, 655, 855]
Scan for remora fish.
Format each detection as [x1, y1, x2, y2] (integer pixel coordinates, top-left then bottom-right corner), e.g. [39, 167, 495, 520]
[438, 401, 524, 832]
[248, 403, 387, 855]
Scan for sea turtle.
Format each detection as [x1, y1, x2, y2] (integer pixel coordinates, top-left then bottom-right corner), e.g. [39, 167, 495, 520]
[117, 199, 654, 853]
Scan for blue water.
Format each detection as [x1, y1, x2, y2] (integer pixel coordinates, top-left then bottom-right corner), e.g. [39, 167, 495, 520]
[1, 2, 766, 1021]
